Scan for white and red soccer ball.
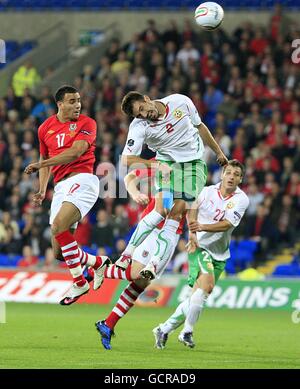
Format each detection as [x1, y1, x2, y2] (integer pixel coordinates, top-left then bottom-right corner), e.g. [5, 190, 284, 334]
[194, 2, 224, 30]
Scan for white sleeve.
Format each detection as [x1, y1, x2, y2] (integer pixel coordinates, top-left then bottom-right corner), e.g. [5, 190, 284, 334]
[225, 194, 249, 228]
[122, 122, 145, 156]
[183, 95, 202, 126]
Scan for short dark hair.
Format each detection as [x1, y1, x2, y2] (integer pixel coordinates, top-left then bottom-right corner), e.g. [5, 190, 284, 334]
[121, 91, 145, 117]
[224, 159, 245, 177]
[55, 85, 78, 103]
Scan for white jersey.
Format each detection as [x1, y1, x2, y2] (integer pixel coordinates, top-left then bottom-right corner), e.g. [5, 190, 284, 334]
[122, 94, 204, 162]
[197, 183, 249, 261]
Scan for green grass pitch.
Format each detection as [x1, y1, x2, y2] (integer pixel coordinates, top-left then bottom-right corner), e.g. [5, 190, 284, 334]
[0, 303, 299, 369]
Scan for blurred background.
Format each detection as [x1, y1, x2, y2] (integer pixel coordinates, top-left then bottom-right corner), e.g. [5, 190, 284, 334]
[0, 0, 300, 284]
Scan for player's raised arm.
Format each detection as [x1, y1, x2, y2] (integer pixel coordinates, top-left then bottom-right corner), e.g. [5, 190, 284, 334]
[124, 171, 149, 205]
[121, 154, 158, 168]
[41, 139, 89, 166]
[25, 140, 89, 173]
[193, 219, 233, 233]
[197, 122, 228, 166]
[31, 155, 51, 206]
[30, 124, 51, 205]
[121, 118, 155, 168]
[186, 198, 200, 253]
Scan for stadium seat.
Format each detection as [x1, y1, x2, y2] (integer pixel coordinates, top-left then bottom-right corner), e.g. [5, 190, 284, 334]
[0, 254, 22, 267]
[0, 255, 9, 266]
[82, 245, 97, 256]
[228, 240, 257, 271]
[238, 240, 258, 254]
[103, 246, 113, 256]
[272, 263, 300, 277]
[225, 258, 236, 274]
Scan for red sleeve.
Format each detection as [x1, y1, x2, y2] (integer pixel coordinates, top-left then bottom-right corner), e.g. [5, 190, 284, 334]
[38, 125, 48, 157]
[76, 118, 96, 145]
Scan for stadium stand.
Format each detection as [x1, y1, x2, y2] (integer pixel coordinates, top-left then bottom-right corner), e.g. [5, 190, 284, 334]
[0, 3, 300, 276]
[0, 0, 299, 10]
[0, 40, 37, 69]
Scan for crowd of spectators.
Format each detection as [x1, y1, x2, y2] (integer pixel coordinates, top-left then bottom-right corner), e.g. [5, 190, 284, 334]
[0, 5, 300, 271]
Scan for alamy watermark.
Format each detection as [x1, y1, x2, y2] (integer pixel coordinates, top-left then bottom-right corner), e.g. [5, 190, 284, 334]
[291, 39, 300, 64]
[291, 297, 300, 324]
[0, 301, 6, 323]
[0, 39, 6, 63]
[291, 310, 300, 324]
[95, 158, 202, 208]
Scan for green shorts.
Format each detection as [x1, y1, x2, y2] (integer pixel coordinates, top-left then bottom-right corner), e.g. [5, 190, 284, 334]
[155, 159, 207, 202]
[187, 247, 226, 288]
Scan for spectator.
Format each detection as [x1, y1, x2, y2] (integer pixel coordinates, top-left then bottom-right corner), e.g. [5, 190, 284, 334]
[111, 238, 127, 263]
[245, 204, 278, 262]
[176, 40, 200, 73]
[12, 61, 41, 97]
[246, 184, 264, 216]
[0, 211, 20, 242]
[203, 84, 224, 115]
[0, 225, 22, 255]
[31, 97, 54, 124]
[111, 51, 131, 76]
[111, 204, 129, 239]
[90, 209, 114, 248]
[249, 28, 269, 57]
[274, 194, 297, 247]
[40, 247, 56, 271]
[18, 245, 39, 268]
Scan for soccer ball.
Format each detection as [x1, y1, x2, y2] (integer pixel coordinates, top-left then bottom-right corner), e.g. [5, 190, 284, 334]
[194, 2, 224, 30]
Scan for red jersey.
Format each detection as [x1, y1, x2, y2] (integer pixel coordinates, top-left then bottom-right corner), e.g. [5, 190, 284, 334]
[134, 165, 185, 235]
[38, 114, 96, 183]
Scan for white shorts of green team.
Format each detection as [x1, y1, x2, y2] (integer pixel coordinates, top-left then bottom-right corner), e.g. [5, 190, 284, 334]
[49, 173, 99, 229]
[132, 228, 180, 279]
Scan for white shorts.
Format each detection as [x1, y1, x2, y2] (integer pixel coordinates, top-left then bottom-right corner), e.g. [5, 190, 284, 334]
[50, 173, 99, 229]
[132, 228, 180, 278]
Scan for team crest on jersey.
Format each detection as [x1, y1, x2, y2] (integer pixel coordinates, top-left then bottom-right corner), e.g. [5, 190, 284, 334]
[227, 201, 234, 209]
[142, 250, 149, 258]
[69, 124, 77, 131]
[173, 109, 183, 119]
[47, 130, 54, 134]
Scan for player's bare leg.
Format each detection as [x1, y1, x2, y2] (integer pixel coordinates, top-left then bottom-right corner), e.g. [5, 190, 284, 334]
[52, 232, 110, 303]
[51, 202, 109, 304]
[52, 233, 110, 299]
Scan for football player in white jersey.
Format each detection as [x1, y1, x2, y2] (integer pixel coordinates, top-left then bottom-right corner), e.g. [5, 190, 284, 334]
[117, 91, 228, 280]
[153, 159, 249, 349]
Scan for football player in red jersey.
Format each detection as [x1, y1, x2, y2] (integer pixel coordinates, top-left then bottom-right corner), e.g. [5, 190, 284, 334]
[94, 165, 186, 350]
[24, 85, 110, 305]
